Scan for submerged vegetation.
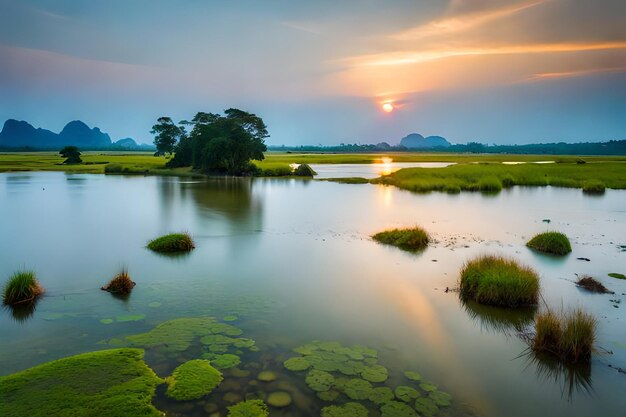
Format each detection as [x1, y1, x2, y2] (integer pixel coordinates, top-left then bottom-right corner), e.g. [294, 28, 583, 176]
[0, 348, 163, 417]
[459, 255, 540, 307]
[372, 227, 430, 252]
[165, 359, 223, 400]
[2, 271, 43, 306]
[532, 308, 597, 364]
[526, 232, 572, 255]
[101, 269, 136, 295]
[147, 232, 195, 253]
[227, 400, 269, 417]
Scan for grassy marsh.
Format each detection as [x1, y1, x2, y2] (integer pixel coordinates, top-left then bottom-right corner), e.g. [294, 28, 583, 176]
[459, 255, 539, 307]
[147, 233, 195, 253]
[372, 227, 430, 252]
[2, 271, 44, 306]
[526, 232, 572, 256]
[532, 308, 597, 364]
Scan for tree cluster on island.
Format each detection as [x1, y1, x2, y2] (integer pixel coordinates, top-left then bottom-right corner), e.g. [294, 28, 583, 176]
[151, 109, 268, 175]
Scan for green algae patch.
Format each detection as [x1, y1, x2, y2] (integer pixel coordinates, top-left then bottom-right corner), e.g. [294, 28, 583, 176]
[100, 318, 114, 324]
[148, 301, 162, 308]
[322, 402, 368, 417]
[227, 400, 269, 417]
[526, 232, 572, 255]
[147, 232, 195, 253]
[395, 385, 420, 402]
[608, 272, 626, 280]
[361, 364, 388, 382]
[0, 348, 164, 417]
[126, 317, 217, 352]
[116, 314, 146, 322]
[267, 391, 292, 408]
[380, 400, 417, 417]
[166, 359, 223, 401]
[369, 386, 395, 404]
[403, 371, 421, 381]
[372, 227, 430, 252]
[306, 369, 335, 391]
[284, 356, 311, 371]
[223, 315, 238, 321]
[459, 255, 539, 307]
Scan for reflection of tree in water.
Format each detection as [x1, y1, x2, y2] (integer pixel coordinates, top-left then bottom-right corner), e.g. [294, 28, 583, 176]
[461, 298, 536, 335]
[181, 177, 263, 232]
[520, 350, 593, 401]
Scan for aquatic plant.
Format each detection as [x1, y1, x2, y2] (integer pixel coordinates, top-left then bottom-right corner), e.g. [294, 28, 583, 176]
[101, 269, 136, 295]
[368, 386, 395, 404]
[322, 402, 368, 417]
[582, 180, 606, 194]
[344, 378, 373, 400]
[532, 307, 597, 364]
[459, 255, 540, 307]
[209, 354, 241, 369]
[372, 227, 430, 252]
[419, 382, 437, 392]
[284, 356, 311, 371]
[361, 364, 388, 382]
[317, 390, 340, 401]
[126, 316, 218, 351]
[116, 314, 145, 322]
[2, 270, 44, 306]
[227, 400, 269, 417]
[429, 390, 452, 407]
[266, 391, 292, 408]
[526, 231, 572, 255]
[323, 177, 370, 184]
[414, 397, 439, 417]
[256, 370, 277, 381]
[0, 348, 163, 417]
[608, 272, 626, 280]
[147, 232, 195, 253]
[403, 371, 421, 381]
[166, 359, 223, 401]
[294, 163, 317, 177]
[476, 176, 502, 192]
[380, 400, 417, 417]
[305, 369, 335, 392]
[395, 386, 420, 402]
[575, 276, 612, 293]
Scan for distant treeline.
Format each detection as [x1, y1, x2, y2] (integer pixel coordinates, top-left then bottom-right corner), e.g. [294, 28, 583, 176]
[268, 140, 626, 155]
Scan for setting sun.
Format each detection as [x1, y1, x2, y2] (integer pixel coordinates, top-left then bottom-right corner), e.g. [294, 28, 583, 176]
[382, 103, 394, 113]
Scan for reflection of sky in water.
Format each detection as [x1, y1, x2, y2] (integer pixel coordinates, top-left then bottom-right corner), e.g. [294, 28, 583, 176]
[308, 162, 455, 179]
[0, 172, 625, 417]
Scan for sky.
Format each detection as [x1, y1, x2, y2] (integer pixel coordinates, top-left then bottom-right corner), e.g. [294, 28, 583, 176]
[1, 0, 625, 145]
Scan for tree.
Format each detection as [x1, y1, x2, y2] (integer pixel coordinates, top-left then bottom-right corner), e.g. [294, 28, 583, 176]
[59, 146, 82, 164]
[151, 117, 185, 156]
[168, 109, 268, 175]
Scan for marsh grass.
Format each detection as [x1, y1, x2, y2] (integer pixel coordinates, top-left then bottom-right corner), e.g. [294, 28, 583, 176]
[323, 177, 370, 184]
[526, 232, 572, 255]
[372, 227, 430, 252]
[575, 276, 612, 294]
[294, 163, 317, 177]
[2, 271, 44, 306]
[532, 307, 597, 364]
[101, 269, 136, 295]
[459, 255, 539, 307]
[582, 180, 606, 194]
[476, 176, 503, 192]
[147, 232, 195, 253]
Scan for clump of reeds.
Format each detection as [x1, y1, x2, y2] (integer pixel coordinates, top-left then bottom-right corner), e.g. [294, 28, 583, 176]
[2, 271, 44, 306]
[101, 269, 136, 295]
[372, 227, 430, 252]
[147, 232, 195, 253]
[526, 232, 572, 255]
[575, 275, 612, 294]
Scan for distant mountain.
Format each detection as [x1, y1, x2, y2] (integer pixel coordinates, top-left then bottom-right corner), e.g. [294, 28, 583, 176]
[0, 119, 152, 150]
[400, 133, 451, 149]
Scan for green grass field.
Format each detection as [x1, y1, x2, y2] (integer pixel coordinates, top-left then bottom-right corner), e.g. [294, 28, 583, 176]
[1, 151, 625, 191]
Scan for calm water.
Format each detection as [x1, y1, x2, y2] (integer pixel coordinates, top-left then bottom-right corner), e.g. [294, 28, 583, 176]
[308, 162, 455, 178]
[0, 172, 625, 416]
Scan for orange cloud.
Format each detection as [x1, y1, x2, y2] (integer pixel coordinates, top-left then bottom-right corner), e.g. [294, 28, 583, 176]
[523, 66, 626, 82]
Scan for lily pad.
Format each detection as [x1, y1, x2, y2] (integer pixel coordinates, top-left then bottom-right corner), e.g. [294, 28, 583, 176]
[608, 272, 626, 280]
[227, 400, 269, 417]
[403, 371, 421, 381]
[166, 359, 223, 401]
[368, 387, 395, 404]
[322, 402, 368, 417]
[338, 360, 367, 376]
[125, 317, 217, 352]
[201, 334, 238, 346]
[317, 390, 340, 401]
[414, 397, 439, 417]
[267, 391, 291, 408]
[100, 318, 114, 325]
[344, 378, 373, 400]
[305, 370, 335, 392]
[233, 338, 255, 349]
[0, 348, 163, 417]
[208, 323, 243, 336]
[361, 364, 388, 383]
[284, 357, 311, 371]
[419, 382, 437, 392]
[293, 343, 318, 355]
[257, 371, 278, 382]
[380, 401, 417, 417]
[429, 390, 452, 407]
[395, 386, 420, 402]
[210, 354, 241, 369]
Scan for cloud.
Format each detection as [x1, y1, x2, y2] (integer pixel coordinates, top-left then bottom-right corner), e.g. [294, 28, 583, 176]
[523, 66, 626, 82]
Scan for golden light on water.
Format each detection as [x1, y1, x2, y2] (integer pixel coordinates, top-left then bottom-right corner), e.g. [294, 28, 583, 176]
[379, 157, 393, 176]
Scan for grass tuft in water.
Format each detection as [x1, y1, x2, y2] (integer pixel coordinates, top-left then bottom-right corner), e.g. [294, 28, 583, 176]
[575, 276, 612, 294]
[582, 180, 606, 194]
[459, 255, 539, 308]
[101, 268, 136, 295]
[294, 163, 317, 177]
[2, 271, 44, 306]
[476, 176, 502, 192]
[147, 232, 195, 253]
[532, 307, 597, 364]
[526, 231, 572, 255]
[372, 227, 430, 252]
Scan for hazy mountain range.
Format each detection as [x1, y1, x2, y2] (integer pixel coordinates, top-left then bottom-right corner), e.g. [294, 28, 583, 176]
[0, 119, 153, 150]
